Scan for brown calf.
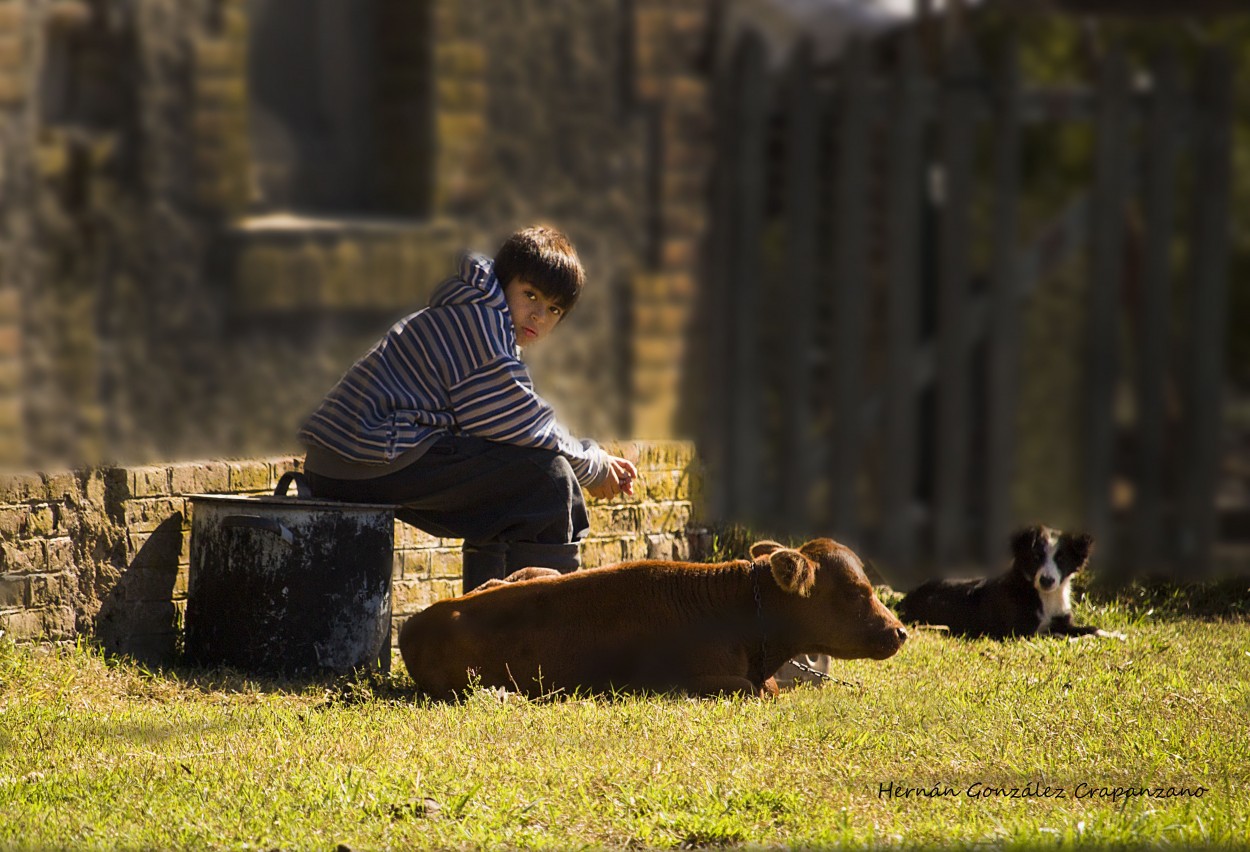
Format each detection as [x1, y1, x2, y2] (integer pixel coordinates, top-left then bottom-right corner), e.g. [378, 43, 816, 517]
[399, 538, 907, 699]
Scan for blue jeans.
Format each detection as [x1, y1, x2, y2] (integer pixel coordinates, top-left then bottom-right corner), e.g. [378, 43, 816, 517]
[304, 434, 588, 593]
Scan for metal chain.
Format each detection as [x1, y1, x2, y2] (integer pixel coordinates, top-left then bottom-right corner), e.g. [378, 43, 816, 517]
[786, 657, 862, 691]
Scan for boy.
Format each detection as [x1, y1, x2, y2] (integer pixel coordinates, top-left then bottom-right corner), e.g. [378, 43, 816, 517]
[298, 225, 638, 593]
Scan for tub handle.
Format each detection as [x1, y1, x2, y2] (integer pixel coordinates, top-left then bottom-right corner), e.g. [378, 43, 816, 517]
[223, 514, 295, 545]
[274, 471, 313, 499]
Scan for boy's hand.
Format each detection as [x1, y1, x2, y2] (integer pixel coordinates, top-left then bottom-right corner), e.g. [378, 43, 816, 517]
[587, 456, 639, 500]
[611, 456, 638, 496]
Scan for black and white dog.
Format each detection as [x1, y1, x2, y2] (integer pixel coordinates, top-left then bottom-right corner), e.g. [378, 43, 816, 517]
[898, 525, 1118, 640]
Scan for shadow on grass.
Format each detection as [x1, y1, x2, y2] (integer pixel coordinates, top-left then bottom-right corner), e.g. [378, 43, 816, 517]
[1082, 575, 1250, 622]
[97, 655, 424, 705]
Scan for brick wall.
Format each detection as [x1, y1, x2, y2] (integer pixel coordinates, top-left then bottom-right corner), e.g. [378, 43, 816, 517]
[628, 0, 714, 438]
[0, 0, 30, 469]
[221, 219, 469, 316]
[192, 0, 250, 215]
[0, 2, 25, 109]
[428, 0, 489, 216]
[0, 440, 705, 666]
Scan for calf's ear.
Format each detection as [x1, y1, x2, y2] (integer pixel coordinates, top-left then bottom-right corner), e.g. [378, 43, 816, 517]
[769, 549, 816, 597]
[750, 540, 784, 558]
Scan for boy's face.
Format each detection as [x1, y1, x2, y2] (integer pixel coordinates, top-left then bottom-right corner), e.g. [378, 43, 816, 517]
[503, 278, 564, 348]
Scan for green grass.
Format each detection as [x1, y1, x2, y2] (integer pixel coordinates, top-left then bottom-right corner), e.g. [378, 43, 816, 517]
[1, 594, 1248, 850]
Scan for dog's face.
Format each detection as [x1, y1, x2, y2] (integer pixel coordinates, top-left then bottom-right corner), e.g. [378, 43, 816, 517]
[1010, 525, 1094, 592]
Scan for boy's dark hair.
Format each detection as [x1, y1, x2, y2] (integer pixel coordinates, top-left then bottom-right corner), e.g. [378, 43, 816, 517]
[493, 225, 585, 314]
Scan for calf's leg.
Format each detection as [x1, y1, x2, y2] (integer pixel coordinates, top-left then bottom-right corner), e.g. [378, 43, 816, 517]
[474, 566, 562, 592]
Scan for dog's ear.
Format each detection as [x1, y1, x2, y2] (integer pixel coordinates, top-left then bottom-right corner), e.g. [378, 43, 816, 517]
[1064, 532, 1095, 567]
[750, 540, 785, 559]
[769, 548, 816, 597]
[1010, 526, 1045, 564]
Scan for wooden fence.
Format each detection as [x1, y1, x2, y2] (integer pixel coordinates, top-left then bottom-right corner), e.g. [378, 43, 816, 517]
[698, 28, 1234, 580]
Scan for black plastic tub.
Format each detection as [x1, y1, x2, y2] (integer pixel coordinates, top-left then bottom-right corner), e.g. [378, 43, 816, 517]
[184, 474, 395, 675]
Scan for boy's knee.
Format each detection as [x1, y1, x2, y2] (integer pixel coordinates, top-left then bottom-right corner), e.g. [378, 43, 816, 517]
[529, 451, 580, 499]
[536, 450, 576, 482]
[526, 452, 588, 543]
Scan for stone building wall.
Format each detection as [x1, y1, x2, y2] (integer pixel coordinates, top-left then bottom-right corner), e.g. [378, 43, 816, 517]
[0, 440, 705, 665]
[0, 0, 33, 466]
[0, 0, 719, 472]
[628, 0, 715, 439]
[0, 0, 226, 467]
[0, 0, 723, 664]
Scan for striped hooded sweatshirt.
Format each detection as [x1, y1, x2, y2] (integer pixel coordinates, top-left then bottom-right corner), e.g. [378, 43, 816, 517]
[298, 252, 610, 487]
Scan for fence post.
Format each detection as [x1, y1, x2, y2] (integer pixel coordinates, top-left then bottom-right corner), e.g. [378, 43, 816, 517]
[882, 31, 925, 576]
[1178, 47, 1234, 576]
[983, 37, 1022, 567]
[725, 33, 770, 523]
[933, 34, 978, 566]
[828, 38, 873, 544]
[780, 39, 820, 535]
[1133, 50, 1181, 573]
[1084, 47, 1130, 569]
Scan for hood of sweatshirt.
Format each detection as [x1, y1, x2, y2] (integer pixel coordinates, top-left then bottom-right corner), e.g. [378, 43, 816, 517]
[428, 252, 508, 312]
